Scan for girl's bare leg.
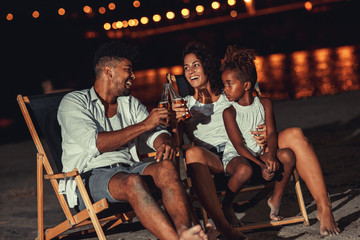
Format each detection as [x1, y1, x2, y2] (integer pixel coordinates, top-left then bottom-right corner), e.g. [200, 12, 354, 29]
[222, 157, 253, 227]
[278, 127, 340, 235]
[267, 148, 295, 221]
[186, 146, 248, 240]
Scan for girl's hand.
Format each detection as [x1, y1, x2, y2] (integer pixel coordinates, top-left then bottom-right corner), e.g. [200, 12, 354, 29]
[260, 162, 274, 181]
[260, 152, 280, 173]
[251, 123, 267, 147]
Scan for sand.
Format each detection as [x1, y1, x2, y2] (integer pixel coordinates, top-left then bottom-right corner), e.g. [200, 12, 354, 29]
[1, 90, 360, 240]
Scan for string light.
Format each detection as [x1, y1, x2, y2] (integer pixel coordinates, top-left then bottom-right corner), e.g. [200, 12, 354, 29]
[140, 16, 149, 24]
[99, 7, 106, 14]
[6, 13, 13, 21]
[153, 14, 161, 22]
[133, 1, 141, 8]
[166, 11, 175, 20]
[108, 3, 116, 10]
[83, 6, 92, 14]
[304, 1, 312, 11]
[181, 8, 190, 18]
[230, 10, 237, 17]
[103, 22, 111, 30]
[58, 8, 65, 16]
[116, 21, 123, 28]
[32, 11, 40, 19]
[195, 5, 204, 15]
[211, 1, 221, 10]
[228, 0, 236, 6]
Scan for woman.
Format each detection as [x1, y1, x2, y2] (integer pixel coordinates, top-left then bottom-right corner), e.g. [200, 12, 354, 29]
[172, 41, 340, 238]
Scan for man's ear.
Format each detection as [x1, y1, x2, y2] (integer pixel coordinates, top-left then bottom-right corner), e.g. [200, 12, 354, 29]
[104, 66, 113, 78]
[245, 81, 252, 91]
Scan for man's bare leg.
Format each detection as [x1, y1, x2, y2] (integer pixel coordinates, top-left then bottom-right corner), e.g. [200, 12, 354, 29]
[267, 148, 295, 221]
[109, 172, 180, 239]
[186, 147, 248, 240]
[142, 160, 194, 237]
[278, 127, 340, 235]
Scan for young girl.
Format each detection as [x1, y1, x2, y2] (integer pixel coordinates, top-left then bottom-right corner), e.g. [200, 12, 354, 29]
[221, 46, 296, 223]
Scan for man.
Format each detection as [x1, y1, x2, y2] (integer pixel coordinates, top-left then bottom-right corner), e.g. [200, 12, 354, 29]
[58, 41, 213, 240]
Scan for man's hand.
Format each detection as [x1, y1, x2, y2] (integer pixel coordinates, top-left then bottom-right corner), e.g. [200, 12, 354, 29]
[260, 152, 280, 173]
[251, 123, 267, 148]
[155, 139, 175, 162]
[144, 108, 170, 130]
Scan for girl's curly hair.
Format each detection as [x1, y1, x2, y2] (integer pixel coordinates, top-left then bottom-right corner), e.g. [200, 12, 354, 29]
[221, 45, 257, 89]
[182, 41, 223, 95]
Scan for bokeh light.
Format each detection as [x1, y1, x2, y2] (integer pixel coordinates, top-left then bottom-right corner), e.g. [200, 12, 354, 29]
[133, 1, 141, 8]
[153, 14, 161, 22]
[32, 11, 40, 18]
[211, 1, 220, 10]
[166, 11, 175, 19]
[196, 5, 204, 15]
[58, 8, 65, 16]
[140, 16, 149, 24]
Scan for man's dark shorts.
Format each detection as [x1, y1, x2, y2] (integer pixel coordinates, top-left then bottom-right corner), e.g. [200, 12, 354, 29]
[75, 161, 153, 211]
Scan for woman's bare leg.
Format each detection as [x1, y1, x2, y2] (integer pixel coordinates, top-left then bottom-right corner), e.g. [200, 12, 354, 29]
[278, 127, 340, 235]
[186, 146, 248, 240]
[267, 148, 295, 221]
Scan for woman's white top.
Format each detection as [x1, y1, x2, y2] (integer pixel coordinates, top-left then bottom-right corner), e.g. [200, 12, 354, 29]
[184, 93, 231, 150]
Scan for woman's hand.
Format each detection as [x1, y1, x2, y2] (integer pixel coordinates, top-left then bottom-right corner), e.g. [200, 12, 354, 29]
[171, 101, 188, 122]
[251, 123, 267, 148]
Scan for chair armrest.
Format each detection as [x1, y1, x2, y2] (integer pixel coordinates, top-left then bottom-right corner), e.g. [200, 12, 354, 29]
[44, 169, 80, 179]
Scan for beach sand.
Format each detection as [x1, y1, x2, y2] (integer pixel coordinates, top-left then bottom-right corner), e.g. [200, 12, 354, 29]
[1, 90, 360, 240]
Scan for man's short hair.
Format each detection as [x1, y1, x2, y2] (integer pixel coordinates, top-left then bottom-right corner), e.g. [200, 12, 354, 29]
[93, 41, 138, 76]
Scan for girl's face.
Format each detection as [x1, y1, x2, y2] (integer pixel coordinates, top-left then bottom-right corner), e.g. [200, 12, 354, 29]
[222, 69, 248, 102]
[183, 53, 208, 89]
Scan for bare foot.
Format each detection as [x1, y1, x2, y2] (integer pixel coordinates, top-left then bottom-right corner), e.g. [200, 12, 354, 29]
[267, 197, 283, 221]
[222, 204, 244, 227]
[179, 225, 208, 240]
[316, 206, 340, 236]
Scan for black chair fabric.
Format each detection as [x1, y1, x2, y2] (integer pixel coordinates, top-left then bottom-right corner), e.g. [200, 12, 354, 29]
[174, 75, 192, 98]
[27, 91, 71, 172]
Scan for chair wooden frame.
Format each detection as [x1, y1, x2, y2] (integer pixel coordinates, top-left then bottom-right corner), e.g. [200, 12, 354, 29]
[17, 93, 157, 240]
[166, 73, 310, 232]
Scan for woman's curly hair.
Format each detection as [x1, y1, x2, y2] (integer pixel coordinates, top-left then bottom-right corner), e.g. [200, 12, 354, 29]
[221, 45, 257, 89]
[182, 41, 223, 95]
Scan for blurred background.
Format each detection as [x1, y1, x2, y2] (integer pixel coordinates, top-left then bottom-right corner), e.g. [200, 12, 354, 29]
[1, 0, 360, 144]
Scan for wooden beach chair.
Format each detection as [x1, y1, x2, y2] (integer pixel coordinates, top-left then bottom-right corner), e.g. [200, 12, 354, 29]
[16, 91, 166, 240]
[166, 73, 310, 232]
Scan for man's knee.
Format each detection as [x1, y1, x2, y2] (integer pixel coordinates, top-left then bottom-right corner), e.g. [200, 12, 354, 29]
[154, 160, 179, 183]
[110, 173, 146, 200]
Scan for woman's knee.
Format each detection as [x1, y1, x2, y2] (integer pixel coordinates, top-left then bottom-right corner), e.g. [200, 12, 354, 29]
[277, 148, 296, 166]
[185, 146, 206, 164]
[279, 127, 310, 148]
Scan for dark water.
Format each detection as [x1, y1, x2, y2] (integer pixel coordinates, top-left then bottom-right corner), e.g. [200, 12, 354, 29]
[2, 44, 360, 144]
[131, 44, 360, 107]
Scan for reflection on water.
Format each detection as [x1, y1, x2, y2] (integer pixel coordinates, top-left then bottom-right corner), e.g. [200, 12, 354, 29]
[132, 45, 360, 107]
